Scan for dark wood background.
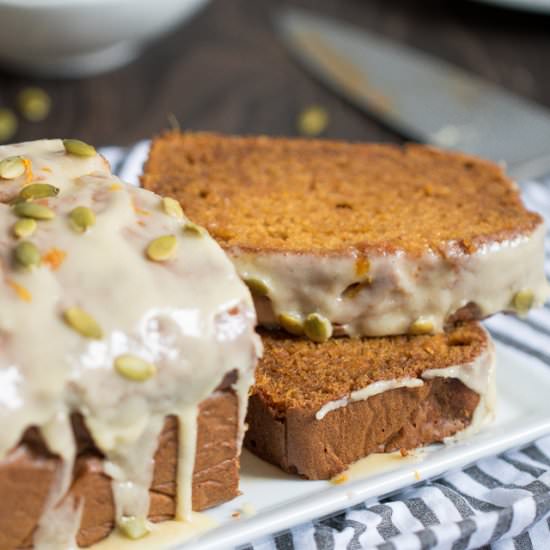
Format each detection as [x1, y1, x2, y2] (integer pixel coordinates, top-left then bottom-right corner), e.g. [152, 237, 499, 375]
[1, 0, 549, 148]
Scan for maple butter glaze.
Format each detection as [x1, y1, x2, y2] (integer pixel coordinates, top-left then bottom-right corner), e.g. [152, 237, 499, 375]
[0, 140, 260, 548]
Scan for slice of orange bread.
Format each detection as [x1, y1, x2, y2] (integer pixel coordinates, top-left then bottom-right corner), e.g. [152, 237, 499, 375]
[246, 322, 494, 480]
[143, 132, 549, 338]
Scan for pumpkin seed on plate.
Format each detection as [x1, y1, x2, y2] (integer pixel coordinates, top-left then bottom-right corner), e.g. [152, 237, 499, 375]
[14, 201, 55, 220]
[304, 313, 333, 343]
[14, 241, 40, 269]
[118, 516, 150, 540]
[12, 218, 37, 239]
[17, 87, 51, 122]
[68, 206, 96, 233]
[146, 235, 178, 262]
[63, 139, 96, 157]
[114, 354, 156, 382]
[63, 307, 103, 339]
[278, 312, 305, 336]
[0, 156, 25, 179]
[19, 183, 59, 201]
[161, 197, 183, 219]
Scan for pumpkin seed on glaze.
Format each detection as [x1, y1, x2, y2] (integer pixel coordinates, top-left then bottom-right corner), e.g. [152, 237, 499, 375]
[19, 183, 59, 201]
[12, 218, 37, 239]
[114, 354, 156, 382]
[161, 197, 183, 219]
[146, 235, 178, 262]
[303, 313, 333, 343]
[409, 318, 434, 335]
[244, 277, 270, 297]
[118, 516, 151, 539]
[0, 156, 25, 179]
[63, 139, 96, 157]
[63, 307, 103, 339]
[512, 289, 534, 315]
[183, 222, 204, 236]
[68, 206, 96, 233]
[14, 241, 41, 269]
[278, 312, 305, 336]
[13, 201, 55, 220]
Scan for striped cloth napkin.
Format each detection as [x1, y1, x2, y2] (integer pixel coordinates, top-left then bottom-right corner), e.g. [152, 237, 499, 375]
[102, 143, 550, 550]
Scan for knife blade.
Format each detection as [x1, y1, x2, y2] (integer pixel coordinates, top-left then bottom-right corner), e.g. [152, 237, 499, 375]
[275, 8, 550, 180]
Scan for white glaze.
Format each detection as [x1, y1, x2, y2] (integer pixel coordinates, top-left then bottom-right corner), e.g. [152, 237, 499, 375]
[231, 224, 549, 337]
[0, 140, 260, 547]
[314, 327, 496, 441]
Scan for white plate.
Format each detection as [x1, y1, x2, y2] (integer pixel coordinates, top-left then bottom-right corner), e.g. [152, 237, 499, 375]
[131, 341, 550, 550]
[471, 0, 550, 14]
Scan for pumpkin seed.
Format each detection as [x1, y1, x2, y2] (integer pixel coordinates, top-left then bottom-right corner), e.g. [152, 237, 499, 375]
[161, 197, 183, 219]
[146, 235, 178, 262]
[12, 218, 37, 239]
[409, 318, 434, 335]
[297, 105, 329, 137]
[14, 241, 40, 269]
[304, 313, 333, 343]
[244, 277, 270, 297]
[183, 222, 204, 236]
[0, 156, 25, 179]
[17, 87, 51, 122]
[278, 313, 304, 336]
[68, 206, 96, 233]
[13, 201, 55, 220]
[19, 183, 59, 201]
[118, 516, 150, 540]
[512, 289, 534, 315]
[63, 307, 103, 339]
[114, 354, 156, 382]
[63, 139, 96, 157]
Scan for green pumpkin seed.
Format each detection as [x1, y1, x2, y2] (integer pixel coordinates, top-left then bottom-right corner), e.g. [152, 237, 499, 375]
[512, 289, 534, 315]
[13, 201, 55, 220]
[0, 156, 25, 179]
[0, 108, 17, 144]
[278, 313, 304, 336]
[161, 197, 183, 219]
[17, 87, 51, 122]
[244, 277, 270, 297]
[68, 206, 96, 233]
[114, 354, 156, 382]
[297, 105, 329, 137]
[118, 516, 150, 540]
[14, 241, 40, 269]
[409, 318, 434, 335]
[146, 235, 178, 262]
[63, 307, 103, 339]
[19, 183, 59, 201]
[63, 139, 96, 157]
[303, 313, 333, 343]
[12, 218, 37, 239]
[183, 222, 204, 236]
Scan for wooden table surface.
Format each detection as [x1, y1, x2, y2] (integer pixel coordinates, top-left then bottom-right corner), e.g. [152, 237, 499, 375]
[1, 0, 549, 148]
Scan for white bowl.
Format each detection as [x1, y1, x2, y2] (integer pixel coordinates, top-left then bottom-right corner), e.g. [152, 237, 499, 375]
[0, 0, 210, 77]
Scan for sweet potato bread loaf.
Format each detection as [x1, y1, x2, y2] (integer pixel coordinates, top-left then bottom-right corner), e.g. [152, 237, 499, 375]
[143, 132, 549, 339]
[0, 140, 260, 548]
[246, 322, 494, 479]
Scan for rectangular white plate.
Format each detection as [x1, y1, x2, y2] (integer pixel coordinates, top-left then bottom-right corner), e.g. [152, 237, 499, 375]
[169, 341, 550, 549]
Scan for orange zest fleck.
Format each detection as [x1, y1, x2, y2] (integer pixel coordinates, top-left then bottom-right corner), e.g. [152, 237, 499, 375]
[132, 198, 150, 217]
[6, 279, 32, 302]
[42, 248, 67, 271]
[109, 183, 123, 192]
[22, 158, 33, 183]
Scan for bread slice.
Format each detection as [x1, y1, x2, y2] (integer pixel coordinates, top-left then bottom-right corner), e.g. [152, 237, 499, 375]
[0, 384, 237, 549]
[143, 132, 549, 338]
[245, 323, 494, 480]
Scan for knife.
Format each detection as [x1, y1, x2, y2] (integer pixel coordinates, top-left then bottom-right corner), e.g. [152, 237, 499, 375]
[275, 8, 550, 181]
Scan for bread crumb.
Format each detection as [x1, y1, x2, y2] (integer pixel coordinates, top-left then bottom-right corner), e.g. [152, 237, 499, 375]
[42, 248, 67, 271]
[414, 470, 421, 481]
[298, 105, 329, 137]
[331, 473, 349, 485]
